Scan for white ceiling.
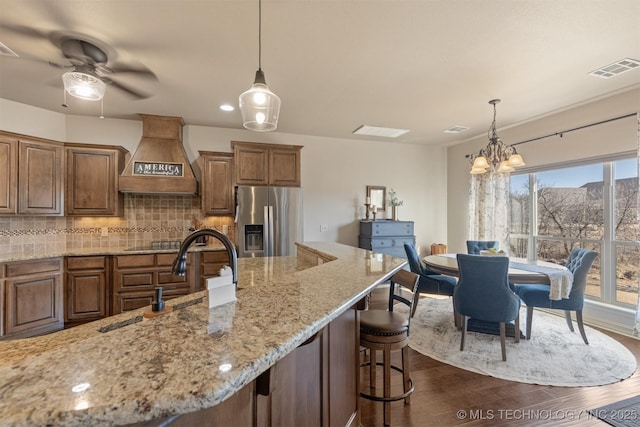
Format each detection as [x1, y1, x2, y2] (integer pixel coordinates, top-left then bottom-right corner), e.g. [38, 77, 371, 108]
[1, 0, 639, 146]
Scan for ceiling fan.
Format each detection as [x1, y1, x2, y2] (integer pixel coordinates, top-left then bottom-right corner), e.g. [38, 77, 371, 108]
[50, 37, 157, 101]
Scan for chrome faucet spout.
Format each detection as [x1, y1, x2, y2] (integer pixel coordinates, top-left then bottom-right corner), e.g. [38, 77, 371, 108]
[171, 228, 238, 287]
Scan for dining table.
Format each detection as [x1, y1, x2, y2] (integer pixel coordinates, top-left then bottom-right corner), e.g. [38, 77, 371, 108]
[422, 253, 573, 338]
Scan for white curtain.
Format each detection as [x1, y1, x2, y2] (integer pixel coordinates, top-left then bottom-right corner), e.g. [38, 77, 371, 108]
[468, 170, 510, 252]
[633, 114, 640, 338]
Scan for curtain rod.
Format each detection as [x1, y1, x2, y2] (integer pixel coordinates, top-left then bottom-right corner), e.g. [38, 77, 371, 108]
[510, 112, 637, 147]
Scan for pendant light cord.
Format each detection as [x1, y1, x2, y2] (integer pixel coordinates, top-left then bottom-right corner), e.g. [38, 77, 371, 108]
[258, 0, 262, 70]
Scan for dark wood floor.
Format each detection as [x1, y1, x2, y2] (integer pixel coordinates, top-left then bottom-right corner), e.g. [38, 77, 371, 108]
[359, 288, 640, 426]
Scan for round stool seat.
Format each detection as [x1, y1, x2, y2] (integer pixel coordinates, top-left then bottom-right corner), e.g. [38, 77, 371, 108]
[360, 311, 409, 340]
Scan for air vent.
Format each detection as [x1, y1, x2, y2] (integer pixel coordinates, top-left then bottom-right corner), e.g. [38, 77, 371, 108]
[353, 125, 410, 138]
[0, 42, 19, 57]
[589, 58, 640, 79]
[443, 126, 470, 134]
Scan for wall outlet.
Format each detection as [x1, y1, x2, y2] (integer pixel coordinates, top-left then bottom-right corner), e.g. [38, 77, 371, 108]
[101, 227, 108, 237]
[320, 224, 328, 232]
[222, 224, 229, 235]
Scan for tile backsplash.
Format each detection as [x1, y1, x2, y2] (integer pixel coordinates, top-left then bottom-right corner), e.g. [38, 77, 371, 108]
[0, 194, 235, 258]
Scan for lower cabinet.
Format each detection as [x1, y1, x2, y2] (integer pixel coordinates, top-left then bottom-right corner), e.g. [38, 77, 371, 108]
[1, 258, 64, 339]
[65, 256, 109, 327]
[112, 253, 196, 315]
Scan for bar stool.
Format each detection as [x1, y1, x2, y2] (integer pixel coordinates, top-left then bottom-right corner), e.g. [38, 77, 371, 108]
[360, 269, 419, 426]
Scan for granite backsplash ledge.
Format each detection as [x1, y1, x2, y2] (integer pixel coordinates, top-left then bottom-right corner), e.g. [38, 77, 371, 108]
[0, 194, 235, 258]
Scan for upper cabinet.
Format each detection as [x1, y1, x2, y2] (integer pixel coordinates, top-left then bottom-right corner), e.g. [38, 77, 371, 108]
[232, 141, 302, 187]
[199, 151, 234, 216]
[0, 132, 64, 216]
[65, 143, 128, 216]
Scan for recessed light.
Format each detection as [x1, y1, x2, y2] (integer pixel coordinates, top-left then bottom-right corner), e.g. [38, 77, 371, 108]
[353, 125, 410, 138]
[220, 104, 235, 112]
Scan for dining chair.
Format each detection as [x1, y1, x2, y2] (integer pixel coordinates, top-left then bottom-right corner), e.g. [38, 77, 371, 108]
[403, 243, 457, 321]
[454, 254, 520, 361]
[466, 240, 499, 254]
[511, 248, 597, 344]
[360, 269, 419, 426]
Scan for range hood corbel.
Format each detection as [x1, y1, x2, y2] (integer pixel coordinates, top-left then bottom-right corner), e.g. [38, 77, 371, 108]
[119, 114, 198, 195]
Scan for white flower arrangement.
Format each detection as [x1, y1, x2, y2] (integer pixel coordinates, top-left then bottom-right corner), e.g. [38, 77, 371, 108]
[387, 188, 403, 207]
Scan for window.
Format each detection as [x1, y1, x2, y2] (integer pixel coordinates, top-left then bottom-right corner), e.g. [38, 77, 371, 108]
[509, 155, 639, 308]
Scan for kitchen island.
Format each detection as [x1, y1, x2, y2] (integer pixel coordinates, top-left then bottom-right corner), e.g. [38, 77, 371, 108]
[0, 242, 405, 426]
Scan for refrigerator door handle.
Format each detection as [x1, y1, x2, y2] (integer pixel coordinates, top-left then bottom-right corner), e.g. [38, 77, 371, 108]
[265, 205, 274, 256]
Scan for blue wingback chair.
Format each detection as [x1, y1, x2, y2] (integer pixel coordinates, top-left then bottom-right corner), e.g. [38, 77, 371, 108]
[466, 240, 499, 254]
[512, 248, 597, 344]
[454, 254, 520, 361]
[404, 243, 457, 321]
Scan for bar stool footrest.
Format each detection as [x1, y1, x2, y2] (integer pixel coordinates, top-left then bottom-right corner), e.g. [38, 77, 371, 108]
[360, 361, 414, 402]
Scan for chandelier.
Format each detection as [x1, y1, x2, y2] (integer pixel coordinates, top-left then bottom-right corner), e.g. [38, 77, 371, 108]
[469, 99, 525, 174]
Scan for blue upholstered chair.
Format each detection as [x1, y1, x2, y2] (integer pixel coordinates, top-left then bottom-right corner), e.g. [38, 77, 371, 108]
[466, 240, 499, 254]
[403, 243, 457, 320]
[512, 248, 597, 345]
[454, 254, 520, 361]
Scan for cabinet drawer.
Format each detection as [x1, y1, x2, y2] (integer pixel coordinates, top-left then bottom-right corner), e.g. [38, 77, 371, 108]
[202, 251, 230, 263]
[115, 254, 155, 268]
[67, 256, 107, 270]
[360, 221, 414, 237]
[6, 258, 62, 277]
[368, 237, 415, 249]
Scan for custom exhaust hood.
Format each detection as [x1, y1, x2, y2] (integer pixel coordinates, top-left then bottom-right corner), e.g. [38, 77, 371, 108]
[119, 114, 198, 195]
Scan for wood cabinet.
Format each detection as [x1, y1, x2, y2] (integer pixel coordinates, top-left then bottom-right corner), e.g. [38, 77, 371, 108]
[232, 141, 302, 187]
[65, 256, 109, 327]
[1, 258, 64, 339]
[0, 131, 64, 215]
[358, 220, 416, 259]
[198, 251, 231, 291]
[65, 143, 128, 216]
[112, 253, 196, 314]
[0, 134, 18, 214]
[199, 151, 234, 216]
[255, 307, 359, 427]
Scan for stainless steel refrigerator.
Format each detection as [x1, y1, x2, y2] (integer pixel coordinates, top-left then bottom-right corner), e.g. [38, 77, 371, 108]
[235, 186, 303, 258]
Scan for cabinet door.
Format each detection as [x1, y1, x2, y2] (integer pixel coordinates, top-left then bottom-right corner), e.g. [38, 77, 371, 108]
[269, 146, 301, 187]
[4, 259, 64, 337]
[0, 136, 18, 214]
[65, 256, 108, 323]
[199, 251, 231, 291]
[233, 144, 268, 186]
[18, 139, 63, 215]
[201, 152, 234, 215]
[66, 146, 124, 216]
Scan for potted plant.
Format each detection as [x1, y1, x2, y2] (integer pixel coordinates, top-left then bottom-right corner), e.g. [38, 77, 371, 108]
[387, 188, 403, 220]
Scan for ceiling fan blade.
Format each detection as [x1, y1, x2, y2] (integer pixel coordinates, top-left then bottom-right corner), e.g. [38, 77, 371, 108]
[60, 39, 108, 64]
[101, 77, 152, 99]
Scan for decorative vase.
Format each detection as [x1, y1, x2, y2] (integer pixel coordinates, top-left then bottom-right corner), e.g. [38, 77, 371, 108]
[392, 206, 399, 221]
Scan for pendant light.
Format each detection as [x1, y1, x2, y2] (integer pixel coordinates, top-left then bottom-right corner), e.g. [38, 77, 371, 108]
[239, 0, 281, 132]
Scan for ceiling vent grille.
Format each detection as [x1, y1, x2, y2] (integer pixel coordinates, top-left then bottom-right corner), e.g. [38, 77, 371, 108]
[589, 58, 640, 79]
[0, 42, 19, 57]
[443, 126, 470, 134]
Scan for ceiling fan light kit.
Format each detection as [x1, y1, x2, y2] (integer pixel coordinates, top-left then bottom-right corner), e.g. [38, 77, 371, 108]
[239, 0, 280, 132]
[62, 70, 106, 101]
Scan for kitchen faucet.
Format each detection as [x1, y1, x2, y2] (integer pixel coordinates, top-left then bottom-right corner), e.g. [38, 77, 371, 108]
[171, 228, 238, 288]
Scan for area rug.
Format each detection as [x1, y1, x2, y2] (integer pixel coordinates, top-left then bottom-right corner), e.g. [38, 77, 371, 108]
[404, 297, 637, 386]
[589, 395, 640, 426]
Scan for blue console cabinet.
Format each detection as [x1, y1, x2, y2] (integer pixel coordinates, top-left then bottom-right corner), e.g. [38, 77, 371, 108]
[358, 220, 415, 259]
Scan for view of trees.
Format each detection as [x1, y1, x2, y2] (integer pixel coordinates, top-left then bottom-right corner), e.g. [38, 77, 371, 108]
[509, 164, 639, 306]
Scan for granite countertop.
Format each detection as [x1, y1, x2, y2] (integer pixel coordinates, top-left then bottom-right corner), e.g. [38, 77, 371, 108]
[0, 242, 229, 263]
[0, 242, 406, 426]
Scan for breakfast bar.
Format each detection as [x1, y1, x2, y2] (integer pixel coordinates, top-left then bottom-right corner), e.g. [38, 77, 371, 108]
[0, 242, 406, 426]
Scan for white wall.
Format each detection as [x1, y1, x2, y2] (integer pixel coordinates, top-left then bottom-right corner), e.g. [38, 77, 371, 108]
[1, 98, 449, 256]
[446, 88, 639, 254]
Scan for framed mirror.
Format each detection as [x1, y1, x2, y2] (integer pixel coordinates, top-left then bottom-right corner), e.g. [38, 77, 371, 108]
[366, 186, 386, 212]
